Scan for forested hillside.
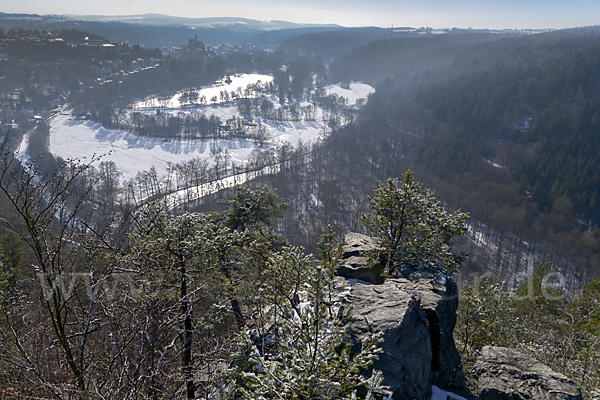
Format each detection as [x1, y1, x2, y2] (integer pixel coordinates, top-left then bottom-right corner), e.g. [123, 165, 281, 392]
[216, 28, 600, 287]
[412, 36, 600, 222]
[345, 27, 600, 264]
[329, 26, 600, 87]
[328, 31, 503, 85]
[279, 27, 395, 59]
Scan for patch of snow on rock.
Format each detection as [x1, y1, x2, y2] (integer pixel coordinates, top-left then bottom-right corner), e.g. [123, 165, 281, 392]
[431, 385, 468, 400]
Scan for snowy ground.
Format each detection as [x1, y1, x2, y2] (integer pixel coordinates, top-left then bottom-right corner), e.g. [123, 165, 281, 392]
[160, 164, 282, 209]
[431, 385, 468, 400]
[324, 82, 375, 106]
[34, 110, 322, 181]
[133, 73, 274, 109]
[125, 99, 326, 161]
[18, 113, 253, 180]
[19, 76, 374, 183]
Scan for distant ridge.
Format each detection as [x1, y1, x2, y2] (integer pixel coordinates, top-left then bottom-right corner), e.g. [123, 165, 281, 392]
[0, 12, 343, 48]
[61, 13, 341, 31]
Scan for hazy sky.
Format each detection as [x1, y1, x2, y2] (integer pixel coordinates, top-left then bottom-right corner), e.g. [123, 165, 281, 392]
[3, 0, 599, 29]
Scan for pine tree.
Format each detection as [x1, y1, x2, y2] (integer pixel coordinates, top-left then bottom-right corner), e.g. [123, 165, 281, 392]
[361, 171, 469, 275]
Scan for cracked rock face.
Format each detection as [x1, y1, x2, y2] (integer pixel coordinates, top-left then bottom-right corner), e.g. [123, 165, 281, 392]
[348, 279, 433, 399]
[474, 346, 583, 400]
[393, 275, 461, 392]
[339, 234, 583, 400]
[346, 276, 462, 400]
[340, 233, 464, 400]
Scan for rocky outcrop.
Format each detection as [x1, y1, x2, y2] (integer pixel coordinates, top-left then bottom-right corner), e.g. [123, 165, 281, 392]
[348, 279, 433, 399]
[339, 233, 584, 400]
[396, 266, 461, 391]
[347, 277, 463, 399]
[340, 233, 464, 399]
[336, 232, 384, 284]
[474, 346, 583, 400]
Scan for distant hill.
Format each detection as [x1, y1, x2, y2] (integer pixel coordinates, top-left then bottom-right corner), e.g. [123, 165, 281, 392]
[0, 12, 340, 48]
[64, 14, 338, 31]
[252, 26, 342, 46]
[327, 26, 600, 87]
[275, 27, 518, 61]
[328, 31, 507, 86]
[278, 27, 395, 60]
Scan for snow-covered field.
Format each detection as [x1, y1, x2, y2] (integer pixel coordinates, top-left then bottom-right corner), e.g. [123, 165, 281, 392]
[324, 82, 375, 105]
[36, 110, 322, 181]
[19, 76, 374, 183]
[133, 73, 274, 109]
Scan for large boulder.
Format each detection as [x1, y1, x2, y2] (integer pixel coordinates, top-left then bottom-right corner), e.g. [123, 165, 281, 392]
[474, 346, 583, 400]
